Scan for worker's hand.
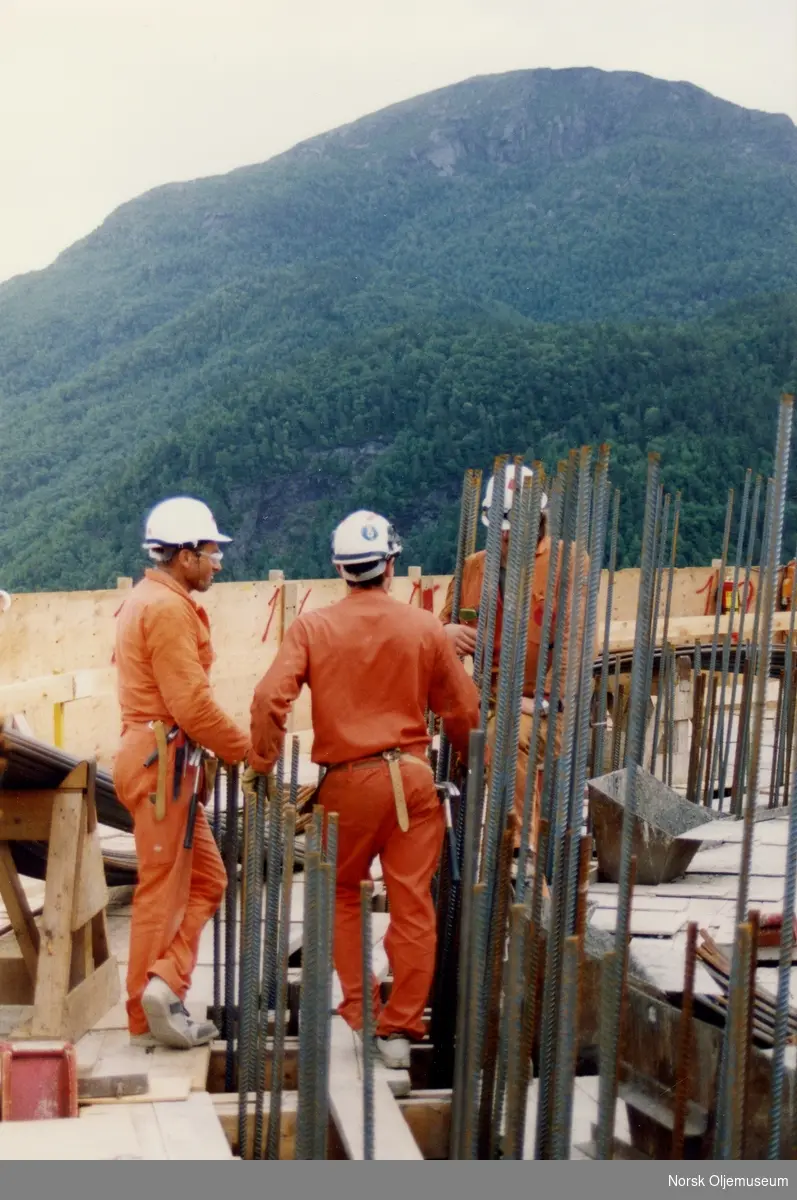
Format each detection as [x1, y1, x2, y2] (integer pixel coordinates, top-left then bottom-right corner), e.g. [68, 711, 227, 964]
[443, 622, 478, 659]
[241, 765, 260, 804]
[521, 696, 535, 717]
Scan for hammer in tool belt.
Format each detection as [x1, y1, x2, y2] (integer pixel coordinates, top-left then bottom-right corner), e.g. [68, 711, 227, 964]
[183, 744, 206, 850]
[436, 782, 460, 883]
[146, 720, 178, 821]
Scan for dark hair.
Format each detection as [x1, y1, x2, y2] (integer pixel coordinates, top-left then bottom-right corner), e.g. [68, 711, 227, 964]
[344, 559, 388, 589]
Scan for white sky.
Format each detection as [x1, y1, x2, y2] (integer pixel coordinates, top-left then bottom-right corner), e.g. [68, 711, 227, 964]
[1, 0, 796, 284]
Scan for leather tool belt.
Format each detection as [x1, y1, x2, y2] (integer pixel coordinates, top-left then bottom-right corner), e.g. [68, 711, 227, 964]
[324, 748, 433, 833]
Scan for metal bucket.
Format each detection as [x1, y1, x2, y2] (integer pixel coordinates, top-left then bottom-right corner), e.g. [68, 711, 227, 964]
[587, 767, 723, 885]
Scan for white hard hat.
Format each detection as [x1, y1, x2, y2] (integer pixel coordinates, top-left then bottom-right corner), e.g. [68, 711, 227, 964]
[481, 464, 548, 531]
[331, 510, 403, 582]
[142, 497, 232, 552]
[0, 589, 10, 614]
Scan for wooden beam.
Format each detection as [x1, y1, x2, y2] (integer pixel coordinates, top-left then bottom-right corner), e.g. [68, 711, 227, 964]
[0, 842, 40, 980]
[607, 610, 797, 654]
[0, 791, 55, 840]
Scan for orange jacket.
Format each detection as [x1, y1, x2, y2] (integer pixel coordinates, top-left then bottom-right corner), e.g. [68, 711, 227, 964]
[439, 536, 591, 699]
[250, 587, 480, 771]
[114, 568, 250, 764]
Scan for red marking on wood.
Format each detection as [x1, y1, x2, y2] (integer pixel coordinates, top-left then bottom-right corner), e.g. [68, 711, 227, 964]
[261, 587, 281, 643]
[298, 588, 312, 616]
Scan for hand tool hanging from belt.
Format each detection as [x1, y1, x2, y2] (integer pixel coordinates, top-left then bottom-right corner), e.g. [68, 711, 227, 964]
[145, 721, 180, 821]
[383, 750, 460, 882]
[144, 723, 216, 846]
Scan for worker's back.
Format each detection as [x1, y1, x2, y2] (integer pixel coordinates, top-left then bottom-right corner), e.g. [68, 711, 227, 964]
[292, 587, 474, 765]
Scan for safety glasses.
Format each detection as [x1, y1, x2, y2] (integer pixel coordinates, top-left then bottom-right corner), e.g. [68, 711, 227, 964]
[196, 549, 224, 566]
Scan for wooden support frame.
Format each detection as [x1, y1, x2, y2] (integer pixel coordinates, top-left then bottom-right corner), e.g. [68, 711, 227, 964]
[0, 760, 120, 1041]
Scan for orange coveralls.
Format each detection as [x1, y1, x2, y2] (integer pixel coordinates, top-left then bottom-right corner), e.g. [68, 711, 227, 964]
[250, 587, 480, 1039]
[113, 569, 253, 1036]
[440, 536, 589, 853]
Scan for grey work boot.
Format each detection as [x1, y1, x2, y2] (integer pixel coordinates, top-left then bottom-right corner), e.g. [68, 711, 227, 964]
[141, 976, 219, 1050]
[375, 1034, 411, 1070]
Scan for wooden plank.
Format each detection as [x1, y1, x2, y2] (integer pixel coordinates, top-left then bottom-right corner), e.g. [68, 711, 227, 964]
[327, 1017, 419, 1160]
[607, 609, 797, 654]
[0, 843, 40, 979]
[72, 824, 110, 930]
[61, 952, 121, 1042]
[29, 788, 83, 1035]
[80, 1075, 189, 1105]
[152, 1092, 233, 1159]
[0, 1109, 142, 1159]
[0, 792, 55, 841]
[78, 1071, 149, 1100]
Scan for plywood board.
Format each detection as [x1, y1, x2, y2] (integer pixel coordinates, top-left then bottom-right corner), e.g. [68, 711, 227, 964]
[0, 1109, 142, 1159]
[328, 1018, 420, 1160]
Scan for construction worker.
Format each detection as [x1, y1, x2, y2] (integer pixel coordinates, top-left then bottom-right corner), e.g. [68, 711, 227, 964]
[113, 496, 268, 1050]
[248, 511, 480, 1069]
[440, 464, 589, 868]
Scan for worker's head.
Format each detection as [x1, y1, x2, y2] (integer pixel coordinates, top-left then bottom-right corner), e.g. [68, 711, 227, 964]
[331, 510, 403, 591]
[482, 464, 548, 563]
[142, 497, 231, 593]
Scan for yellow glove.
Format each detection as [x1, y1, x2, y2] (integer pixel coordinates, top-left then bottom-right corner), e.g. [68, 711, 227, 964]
[241, 764, 263, 804]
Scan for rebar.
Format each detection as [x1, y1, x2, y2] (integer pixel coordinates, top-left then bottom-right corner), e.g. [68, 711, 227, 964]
[461, 881, 487, 1159]
[501, 903, 530, 1159]
[717, 394, 793, 1157]
[473, 455, 508, 714]
[266, 804, 296, 1160]
[769, 646, 797, 1156]
[720, 476, 762, 809]
[238, 782, 262, 1156]
[709, 471, 752, 807]
[770, 540, 797, 808]
[593, 488, 621, 778]
[212, 765, 223, 1032]
[295, 849, 321, 1159]
[438, 470, 481, 783]
[223, 763, 239, 1091]
[515, 466, 566, 900]
[361, 880, 375, 1161]
[254, 776, 283, 1157]
[645, 490, 671, 772]
[671, 921, 698, 1159]
[596, 453, 660, 1160]
[450, 730, 485, 1159]
[534, 448, 591, 1159]
[695, 489, 734, 807]
[316, 813, 338, 1159]
[289, 735, 300, 807]
[550, 935, 581, 1160]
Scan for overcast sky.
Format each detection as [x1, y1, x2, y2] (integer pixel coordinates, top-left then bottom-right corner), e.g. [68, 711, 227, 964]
[1, 0, 795, 285]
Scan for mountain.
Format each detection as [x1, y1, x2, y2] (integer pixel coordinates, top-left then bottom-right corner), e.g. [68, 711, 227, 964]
[1, 67, 797, 590]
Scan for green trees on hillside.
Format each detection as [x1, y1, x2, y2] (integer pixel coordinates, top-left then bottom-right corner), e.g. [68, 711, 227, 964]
[3, 293, 789, 592]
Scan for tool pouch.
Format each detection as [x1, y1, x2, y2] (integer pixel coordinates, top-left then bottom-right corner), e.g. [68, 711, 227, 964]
[148, 720, 169, 821]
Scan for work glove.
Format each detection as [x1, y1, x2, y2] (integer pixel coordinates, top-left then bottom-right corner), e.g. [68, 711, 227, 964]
[241, 763, 267, 804]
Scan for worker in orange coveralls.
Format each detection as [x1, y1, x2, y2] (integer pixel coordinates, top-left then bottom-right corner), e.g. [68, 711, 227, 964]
[249, 511, 480, 1069]
[440, 464, 589, 872]
[114, 496, 268, 1049]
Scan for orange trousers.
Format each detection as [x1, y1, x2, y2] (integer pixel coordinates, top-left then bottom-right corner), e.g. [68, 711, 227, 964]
[486, 710, 561, 852]
[318, 756, 444, 1040]
[114, 731, 227, 1035]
